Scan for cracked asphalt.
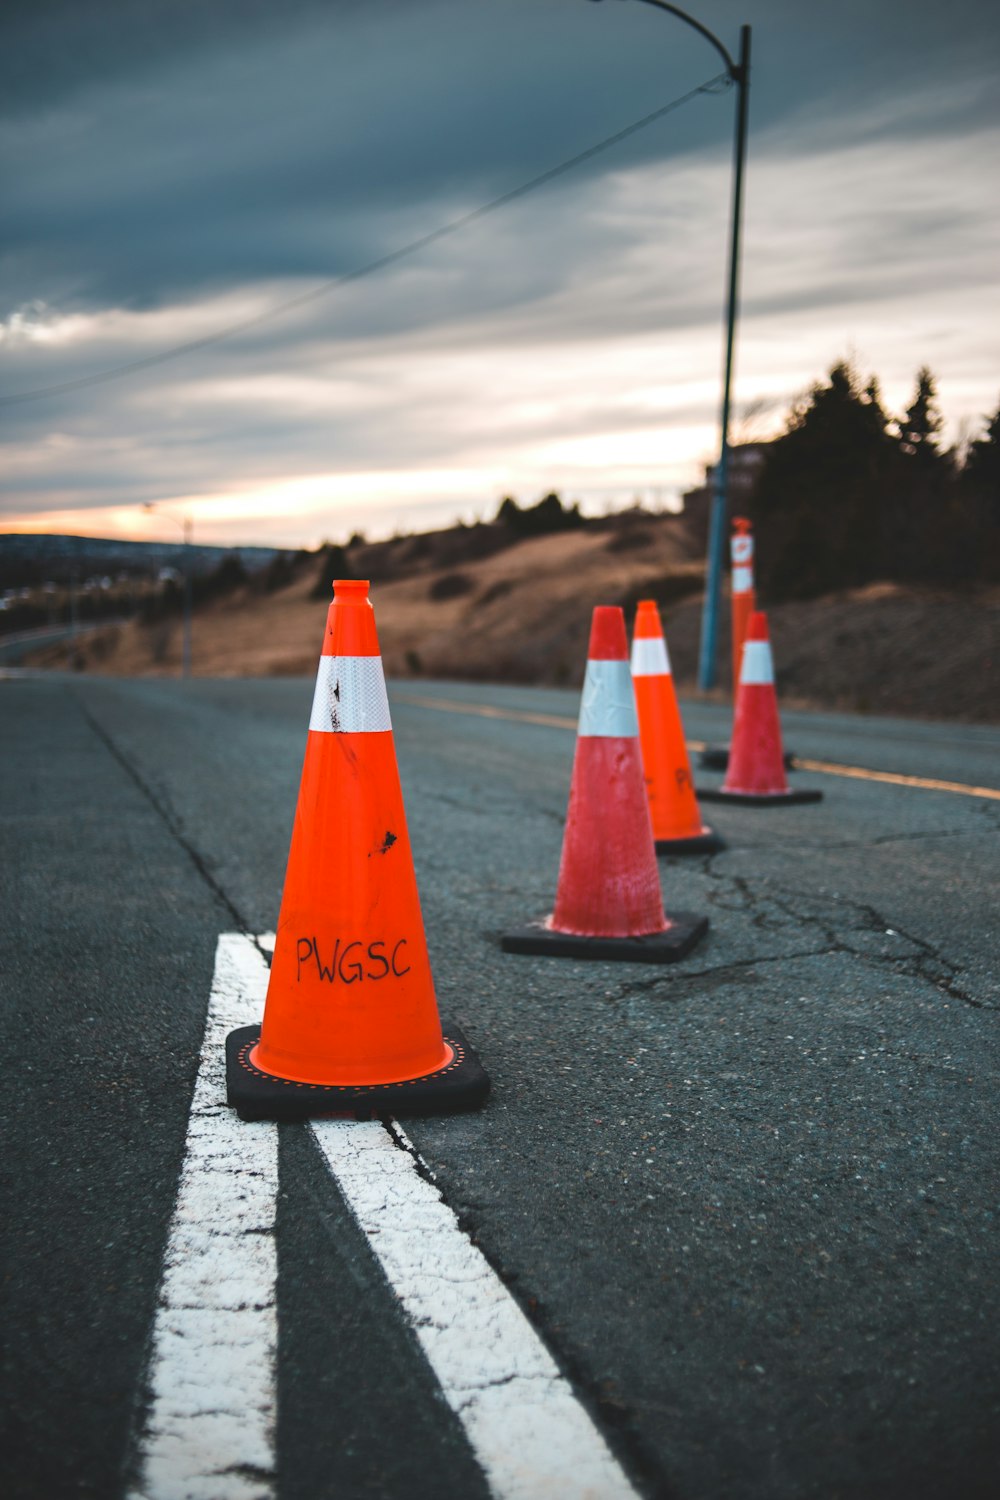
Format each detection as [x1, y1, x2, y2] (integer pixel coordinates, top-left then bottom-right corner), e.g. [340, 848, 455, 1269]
[2, 673, 998, 1500]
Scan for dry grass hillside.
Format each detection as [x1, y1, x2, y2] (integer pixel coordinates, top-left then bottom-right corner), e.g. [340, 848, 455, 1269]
[25, 509, 1000, 722]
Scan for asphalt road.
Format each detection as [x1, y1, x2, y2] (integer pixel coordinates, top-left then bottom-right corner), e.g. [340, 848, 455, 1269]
[2, 672, 998, 1500]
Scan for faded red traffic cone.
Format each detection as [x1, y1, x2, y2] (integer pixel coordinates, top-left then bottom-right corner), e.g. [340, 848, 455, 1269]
[502, 605, 708, 962]
[226, 579, 489, 1119]
[631, 599, 723, 854]
[700, 612, 822, 806]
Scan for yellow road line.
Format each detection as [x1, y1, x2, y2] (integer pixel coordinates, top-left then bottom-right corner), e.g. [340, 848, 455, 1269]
[791, 757, 1000, 801]
[393, 692, 577, 732]
[392, 692, 1000, 801]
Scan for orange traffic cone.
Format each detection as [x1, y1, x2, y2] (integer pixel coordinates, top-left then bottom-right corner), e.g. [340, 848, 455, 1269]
[502, 606, 707, 962]
[631, 599, 724, 855]
[699, 611, 822, 806]
[226, 579, 489, 1119]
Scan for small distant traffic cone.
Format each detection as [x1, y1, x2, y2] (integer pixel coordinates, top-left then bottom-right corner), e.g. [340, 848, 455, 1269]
[631, 599, 724, 855]
[704, 519, 758, 768]
[502, 606, 708, 962]
[730, 516, 757, 696]
[226, 579, 489, 1119]
[699, 611, 822, 806]
[701, 516, 757, 771]
[701, 518, 796, 772]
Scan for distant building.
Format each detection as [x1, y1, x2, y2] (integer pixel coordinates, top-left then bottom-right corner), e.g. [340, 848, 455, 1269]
[705, 442, 769, 502]
[680, 442, 771, 549]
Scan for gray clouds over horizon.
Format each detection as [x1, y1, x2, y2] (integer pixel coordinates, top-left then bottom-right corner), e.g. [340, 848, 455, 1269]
[2, 0, 999, 544]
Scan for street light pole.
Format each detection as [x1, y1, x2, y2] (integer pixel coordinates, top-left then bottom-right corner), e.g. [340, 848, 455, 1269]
[588, 1, 751, 690]
[142, 503, 193, 679]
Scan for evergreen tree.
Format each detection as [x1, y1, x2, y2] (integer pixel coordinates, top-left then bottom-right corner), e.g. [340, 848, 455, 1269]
[958, 399, 1000, 580]
[963, 401, 1000, 505]
[496, 496, 521, 526]
[863, 377, 890, 436]
[496, 492, 583, 537]
[749, 361, 895, 598]
[889, 367, 962, 579]
[896, 366, 944, 464]
[750, 361, 997, 594]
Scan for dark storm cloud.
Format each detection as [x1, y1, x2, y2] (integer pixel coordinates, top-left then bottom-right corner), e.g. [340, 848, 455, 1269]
[1, 0, 718, 311]
[4, 0, 995, 317]
[0, 0, 364, 118]
[2, 0, 998, 541]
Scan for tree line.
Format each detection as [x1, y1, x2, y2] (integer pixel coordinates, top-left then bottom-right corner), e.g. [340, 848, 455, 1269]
[747, 362, 1000, 599]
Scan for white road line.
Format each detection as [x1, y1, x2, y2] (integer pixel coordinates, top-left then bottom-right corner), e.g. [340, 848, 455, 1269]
[129, 933, 278, 1500]
[133, 934, 638, 1500]
[310, 1117, 640, 1500]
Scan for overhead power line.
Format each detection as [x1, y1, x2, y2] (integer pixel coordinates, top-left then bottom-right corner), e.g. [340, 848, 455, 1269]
[0, 73, 729, 408]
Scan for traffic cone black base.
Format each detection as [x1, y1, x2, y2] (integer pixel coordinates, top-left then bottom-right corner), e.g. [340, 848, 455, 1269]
[226, 1024, 490, 1122]
[699, 743, 731, 771]
[655, 828, 726, 855]
[698, 786, 821, 806]
[501, 911, 707, 964]
[699, 744, 796, 772]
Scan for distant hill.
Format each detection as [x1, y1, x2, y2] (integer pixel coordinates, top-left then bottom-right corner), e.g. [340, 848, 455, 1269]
[17, 503, 999, 722]
[0, 532, 298, 589]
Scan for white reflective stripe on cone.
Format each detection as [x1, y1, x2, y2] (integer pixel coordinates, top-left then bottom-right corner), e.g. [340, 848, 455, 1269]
[630, 636, 672, 678]
[732, 565, 754, 593]
[731, 536, 754, 563]
[578, 659, 639, 738]
[309, 655, 392, 733]
[739, 640, 774, 686]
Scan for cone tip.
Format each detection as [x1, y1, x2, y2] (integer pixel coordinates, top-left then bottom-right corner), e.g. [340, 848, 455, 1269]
[332, 579, 371, 600]
[324, 579, 379, 654]
[747, 610, 769, 641]
[634, 599, 663, 639]
[732, 516, 752, 535]
[588, 605, 628, 660]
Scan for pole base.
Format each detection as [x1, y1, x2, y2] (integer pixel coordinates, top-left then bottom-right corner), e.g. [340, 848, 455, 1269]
[226, 1025, 490, 1122]
[655, 827, 725, 856]
[501, 911, 707, 963]
[699, 743, 796, 772]
[697, 786, 822, 806]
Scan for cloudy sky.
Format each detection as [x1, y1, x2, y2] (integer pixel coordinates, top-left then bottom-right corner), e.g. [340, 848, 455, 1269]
[2, 0, 998, 548]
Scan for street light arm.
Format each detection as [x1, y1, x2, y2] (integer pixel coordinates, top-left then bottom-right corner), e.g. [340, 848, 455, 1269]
[143, 501, 192, 543]
[632, 0, 738, 77]
[590, 0, 739, 79]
